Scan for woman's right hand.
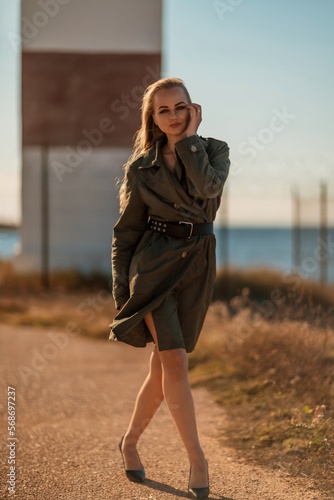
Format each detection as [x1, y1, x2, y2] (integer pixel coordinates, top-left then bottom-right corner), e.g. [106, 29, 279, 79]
[185, 103, 202, 137]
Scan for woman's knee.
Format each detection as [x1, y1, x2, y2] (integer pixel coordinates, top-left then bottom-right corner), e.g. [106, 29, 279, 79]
[150, 347, 162, 375]
[159, 348, 188, 377]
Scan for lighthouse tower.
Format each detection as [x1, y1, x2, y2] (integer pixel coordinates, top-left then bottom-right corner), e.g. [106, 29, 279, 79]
[18, 0, 162, 275]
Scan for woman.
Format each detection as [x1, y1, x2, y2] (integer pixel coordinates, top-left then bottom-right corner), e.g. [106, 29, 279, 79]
[109, 77, 230, 499]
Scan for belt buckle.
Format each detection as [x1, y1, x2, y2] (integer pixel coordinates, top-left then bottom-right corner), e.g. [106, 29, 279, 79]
[179, 221, 193, 239]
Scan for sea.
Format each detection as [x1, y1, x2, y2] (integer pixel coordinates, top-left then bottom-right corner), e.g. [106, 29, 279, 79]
[1, 226, 333, 283]
[215, 226, 334, 283]
[0, 228, 21, 260]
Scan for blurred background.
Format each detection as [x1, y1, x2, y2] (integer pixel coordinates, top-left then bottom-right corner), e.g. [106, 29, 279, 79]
[0, 0, 333, 283]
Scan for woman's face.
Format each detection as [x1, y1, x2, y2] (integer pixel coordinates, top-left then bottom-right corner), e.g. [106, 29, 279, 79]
[152, 87, 190, 138]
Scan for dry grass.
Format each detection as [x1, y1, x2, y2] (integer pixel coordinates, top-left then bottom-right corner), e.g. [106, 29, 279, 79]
[0, 260, 108, 292]
[0, 261, 114, 339]
[213, 266, 334, 327]
[190, 303, 334, 495]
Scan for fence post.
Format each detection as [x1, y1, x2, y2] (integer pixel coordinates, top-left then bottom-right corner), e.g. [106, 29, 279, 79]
[220, 186, 229, 269]
[319, 182, 328, 284]
[41, 145, 49, 288]
[292, 186, 301, 273]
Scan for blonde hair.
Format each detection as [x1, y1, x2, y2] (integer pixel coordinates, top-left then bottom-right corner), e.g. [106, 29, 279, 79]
[119, 77, 191, 211]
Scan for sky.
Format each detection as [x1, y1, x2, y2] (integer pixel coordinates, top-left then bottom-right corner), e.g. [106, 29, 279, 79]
[0, 0, 333, 226]
[0, 0, 20, 224]
[162, 0, 334, 225]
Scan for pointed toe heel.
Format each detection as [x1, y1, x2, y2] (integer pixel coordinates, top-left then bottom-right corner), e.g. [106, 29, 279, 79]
[118, 435, 145, 484]
[188, 486, 210, 499]
[188, 460, 209, 499]
[125, 468, 145, 484]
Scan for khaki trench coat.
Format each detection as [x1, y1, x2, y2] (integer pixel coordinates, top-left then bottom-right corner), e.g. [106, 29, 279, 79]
[109, 134, 230, 352]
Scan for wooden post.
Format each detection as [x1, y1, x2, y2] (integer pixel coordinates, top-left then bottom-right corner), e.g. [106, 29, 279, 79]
[220, 186, 230, 298]
[292, 186, 301, 273]
[41, 146, 49, 288]
[319, 182, 328, 284]
[220, 186, 229, 269]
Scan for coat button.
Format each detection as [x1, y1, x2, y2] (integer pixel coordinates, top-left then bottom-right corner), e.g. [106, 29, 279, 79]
[173, 203, 180, 209]
[190, 145, 197, 152]
[181, 251, 187, 258]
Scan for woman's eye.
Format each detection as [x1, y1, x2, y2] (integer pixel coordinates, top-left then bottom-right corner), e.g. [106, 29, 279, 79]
[158, 106, 186, 114]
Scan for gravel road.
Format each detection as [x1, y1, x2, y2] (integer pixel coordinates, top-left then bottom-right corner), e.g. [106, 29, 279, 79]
[0, 324, 327, 499]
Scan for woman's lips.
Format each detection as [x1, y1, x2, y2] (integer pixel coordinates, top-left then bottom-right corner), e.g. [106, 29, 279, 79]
[170, 123, 182, 128]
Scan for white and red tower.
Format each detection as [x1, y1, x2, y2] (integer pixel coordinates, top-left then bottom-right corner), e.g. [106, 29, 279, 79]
[18, 0, 162, 274]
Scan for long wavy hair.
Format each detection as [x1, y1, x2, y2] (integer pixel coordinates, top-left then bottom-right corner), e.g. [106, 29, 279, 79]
[119, 77, 191, 211]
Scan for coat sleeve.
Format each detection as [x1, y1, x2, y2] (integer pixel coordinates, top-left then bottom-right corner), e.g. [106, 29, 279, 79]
[174, 135, 230, 199]
[112, 161, 147, 309]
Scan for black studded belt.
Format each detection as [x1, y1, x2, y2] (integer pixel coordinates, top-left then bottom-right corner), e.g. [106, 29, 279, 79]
[148, 218, 214, 239]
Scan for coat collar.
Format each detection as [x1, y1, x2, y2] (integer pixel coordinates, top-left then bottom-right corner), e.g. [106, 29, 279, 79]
[139, 139, 164, 169]
[138, 136, 209, 169]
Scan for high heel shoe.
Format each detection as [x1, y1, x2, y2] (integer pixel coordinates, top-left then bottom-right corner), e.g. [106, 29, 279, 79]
[118, 434, 145, 483]
[188, 460, 209, 499]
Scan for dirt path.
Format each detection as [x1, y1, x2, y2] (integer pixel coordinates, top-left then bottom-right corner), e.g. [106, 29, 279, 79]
[0, 324, 327, 499]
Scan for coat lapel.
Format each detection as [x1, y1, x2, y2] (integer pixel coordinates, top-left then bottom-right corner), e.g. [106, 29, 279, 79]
[139, 142, 208, 220]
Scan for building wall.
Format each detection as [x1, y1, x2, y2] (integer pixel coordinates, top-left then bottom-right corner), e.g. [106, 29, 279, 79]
[18, 0, 162, 274]
[20, 0, 161, 53]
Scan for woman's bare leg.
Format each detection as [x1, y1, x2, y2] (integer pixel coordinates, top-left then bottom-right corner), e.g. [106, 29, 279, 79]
[121, 346, 164, 470]
[144, 312, 208, 489]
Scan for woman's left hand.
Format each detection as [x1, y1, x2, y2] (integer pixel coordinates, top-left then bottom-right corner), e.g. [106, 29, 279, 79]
[186, 103, 202, 137]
